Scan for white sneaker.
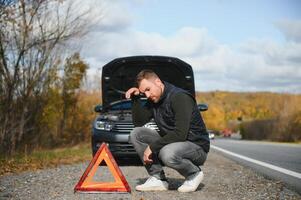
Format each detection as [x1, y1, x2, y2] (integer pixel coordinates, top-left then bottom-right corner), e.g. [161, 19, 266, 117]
[177, 171, 204, 192]
[136, 176, 169, 191]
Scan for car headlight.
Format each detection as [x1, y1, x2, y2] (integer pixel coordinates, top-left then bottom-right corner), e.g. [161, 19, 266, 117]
[94, 121, 114, 131]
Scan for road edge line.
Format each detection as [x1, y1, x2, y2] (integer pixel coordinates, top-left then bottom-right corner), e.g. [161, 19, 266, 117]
[211, 145, 301, 179]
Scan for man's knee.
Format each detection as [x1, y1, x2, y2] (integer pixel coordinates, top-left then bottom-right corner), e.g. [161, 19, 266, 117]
[158, 147, 179, 166]
[129, 127, 143, 144]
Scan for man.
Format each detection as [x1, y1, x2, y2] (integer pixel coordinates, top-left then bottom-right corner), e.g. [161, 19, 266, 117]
[126, 69, 210, 192]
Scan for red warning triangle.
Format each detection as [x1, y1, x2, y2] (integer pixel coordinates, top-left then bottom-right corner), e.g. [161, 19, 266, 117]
[74, 142, 131, 193]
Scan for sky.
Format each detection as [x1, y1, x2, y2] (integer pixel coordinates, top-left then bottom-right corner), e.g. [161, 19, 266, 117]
[79, 0, 301, 93]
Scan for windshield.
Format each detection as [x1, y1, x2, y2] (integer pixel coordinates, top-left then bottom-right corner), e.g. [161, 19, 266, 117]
[109, 99, 147, 111]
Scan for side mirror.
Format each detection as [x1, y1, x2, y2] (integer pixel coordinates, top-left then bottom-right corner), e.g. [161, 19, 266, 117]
[94, 104, 103, 112]
[198, 103, 208, 112]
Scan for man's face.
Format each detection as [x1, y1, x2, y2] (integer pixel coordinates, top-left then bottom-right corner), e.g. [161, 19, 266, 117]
[138, 78, 163, 103]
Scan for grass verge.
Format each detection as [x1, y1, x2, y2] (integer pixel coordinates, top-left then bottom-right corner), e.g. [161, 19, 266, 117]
[0, 143, 92, 176]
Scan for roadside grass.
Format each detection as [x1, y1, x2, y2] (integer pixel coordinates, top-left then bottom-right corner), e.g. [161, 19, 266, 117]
[0, 143, 92, 176]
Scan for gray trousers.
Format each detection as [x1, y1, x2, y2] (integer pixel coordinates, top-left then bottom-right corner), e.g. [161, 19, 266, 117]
[129, 127, 207, 180]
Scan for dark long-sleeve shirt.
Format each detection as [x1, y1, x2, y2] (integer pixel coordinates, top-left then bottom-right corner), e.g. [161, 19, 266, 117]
[132, 92, 196, 153]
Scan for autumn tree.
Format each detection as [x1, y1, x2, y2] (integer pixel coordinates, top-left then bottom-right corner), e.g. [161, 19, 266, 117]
[0, 0, 90, 156]
[59, 53, 88, 141]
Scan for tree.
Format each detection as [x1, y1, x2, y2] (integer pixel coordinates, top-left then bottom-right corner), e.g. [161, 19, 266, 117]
[59, 53, 88, 140]
[0, 0, 90, 156]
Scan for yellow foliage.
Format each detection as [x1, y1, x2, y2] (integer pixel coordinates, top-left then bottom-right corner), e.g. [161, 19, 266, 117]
[202, 104, 226, 130]
[196, 91, 301, 133]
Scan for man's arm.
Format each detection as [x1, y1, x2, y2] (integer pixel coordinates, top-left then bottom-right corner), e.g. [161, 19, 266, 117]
[149, 93, 194, 153]
[125, 87, 153, 126]
[132, 96, 153, 127]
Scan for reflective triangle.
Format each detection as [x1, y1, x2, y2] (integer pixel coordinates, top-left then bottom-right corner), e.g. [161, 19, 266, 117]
[74, 143, 131, 193]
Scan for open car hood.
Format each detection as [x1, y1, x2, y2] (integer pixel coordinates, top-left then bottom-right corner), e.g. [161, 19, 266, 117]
[101, 55, 195, 108]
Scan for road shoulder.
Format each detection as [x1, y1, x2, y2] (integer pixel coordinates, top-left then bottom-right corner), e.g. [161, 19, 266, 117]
[0, 151, 300, 200]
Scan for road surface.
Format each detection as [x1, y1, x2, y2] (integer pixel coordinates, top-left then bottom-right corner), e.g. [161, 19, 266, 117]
[1, 151, 300, 200]
[211, 138, 301, 193]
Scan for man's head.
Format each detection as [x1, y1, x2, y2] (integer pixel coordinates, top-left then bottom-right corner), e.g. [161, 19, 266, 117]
[136, 69, 164, 103]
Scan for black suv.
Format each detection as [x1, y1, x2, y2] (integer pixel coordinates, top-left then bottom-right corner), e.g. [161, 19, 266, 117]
[92, 56, 208, 157]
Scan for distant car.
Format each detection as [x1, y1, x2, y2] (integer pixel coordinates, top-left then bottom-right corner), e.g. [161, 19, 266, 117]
[208, 130, 215, 140]
[222, 128, 232, 137]
[91, 56, 208, 157]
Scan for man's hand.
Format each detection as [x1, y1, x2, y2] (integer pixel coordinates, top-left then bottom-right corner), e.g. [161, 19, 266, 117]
[125, 87, 140, 99]
[143, 146, 153, 164]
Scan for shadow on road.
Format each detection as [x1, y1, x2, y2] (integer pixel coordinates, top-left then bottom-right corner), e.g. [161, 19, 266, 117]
[114, 156, 143, 166]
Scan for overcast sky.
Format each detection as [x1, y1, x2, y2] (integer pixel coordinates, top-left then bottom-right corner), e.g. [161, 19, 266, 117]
[80, 0, 301, 93]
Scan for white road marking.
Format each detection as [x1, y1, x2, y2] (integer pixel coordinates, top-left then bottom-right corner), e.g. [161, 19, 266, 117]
[211, 145, 301, 179]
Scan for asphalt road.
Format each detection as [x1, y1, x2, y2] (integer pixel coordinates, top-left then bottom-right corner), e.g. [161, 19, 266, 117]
[211, 138, 301, 193]
[1, 151, 300, 200]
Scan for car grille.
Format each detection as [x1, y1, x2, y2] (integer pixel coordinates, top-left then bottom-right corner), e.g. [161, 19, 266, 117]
[112, 121, 159, 133]
[112, 122, 135, 132]
[109, 143, 137, 153]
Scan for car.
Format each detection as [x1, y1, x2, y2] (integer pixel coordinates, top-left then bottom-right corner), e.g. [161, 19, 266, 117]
[208, 130, 215, 140]
[92, 55, 208, 157]
[221, 128, 232, 137]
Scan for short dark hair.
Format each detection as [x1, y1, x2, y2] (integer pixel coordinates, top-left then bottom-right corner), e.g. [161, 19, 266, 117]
[136, 69, 159, 86]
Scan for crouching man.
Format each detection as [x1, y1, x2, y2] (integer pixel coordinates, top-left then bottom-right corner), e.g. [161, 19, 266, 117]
[126, 69, 210, 193]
